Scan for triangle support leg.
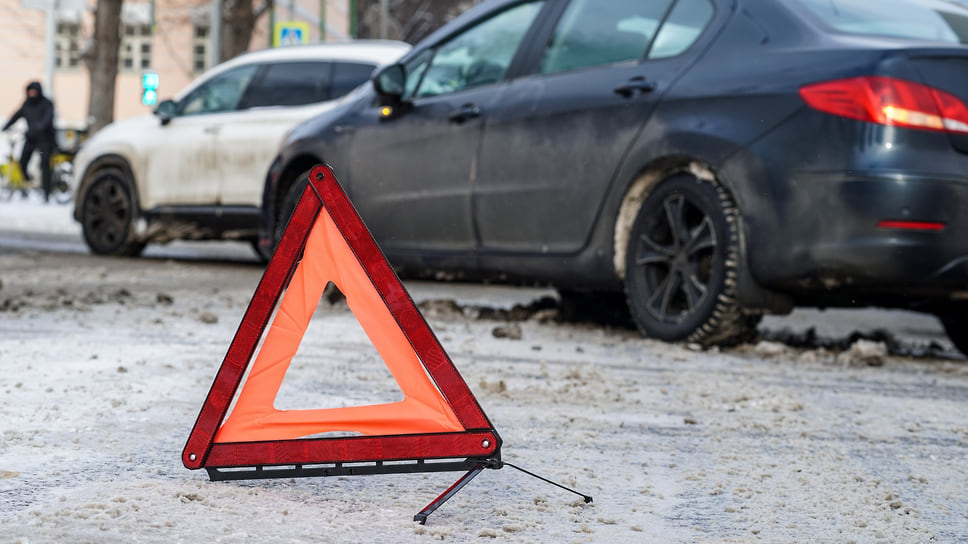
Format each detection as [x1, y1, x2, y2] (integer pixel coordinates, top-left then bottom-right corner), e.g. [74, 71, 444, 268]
[414, 464, 487, 525]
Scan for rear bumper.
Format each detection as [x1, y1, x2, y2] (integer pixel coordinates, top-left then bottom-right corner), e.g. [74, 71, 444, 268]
[748, 170, 968, 297]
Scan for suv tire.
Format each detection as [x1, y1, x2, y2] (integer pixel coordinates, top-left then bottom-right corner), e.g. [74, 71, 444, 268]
[80, 167, 144, 257]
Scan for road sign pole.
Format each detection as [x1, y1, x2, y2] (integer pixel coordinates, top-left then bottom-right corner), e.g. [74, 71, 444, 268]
[44, 0, 56, 98]
[210, 0, 221, 66]
[379, 0, 388, 38]
[269, 5, 274, 47]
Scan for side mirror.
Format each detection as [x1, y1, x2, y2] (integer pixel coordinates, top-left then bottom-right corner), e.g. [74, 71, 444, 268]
[154, 99, 177, 125]
[373, 64, 406, 106]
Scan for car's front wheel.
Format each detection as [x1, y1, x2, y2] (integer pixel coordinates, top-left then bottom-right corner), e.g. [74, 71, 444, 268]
[272, 171, 312, 251]
[80, 167, 144, 256]
[624, 172, 756, 346]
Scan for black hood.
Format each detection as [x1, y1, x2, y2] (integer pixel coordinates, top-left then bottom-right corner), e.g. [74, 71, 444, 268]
[26, 81, 43, 102]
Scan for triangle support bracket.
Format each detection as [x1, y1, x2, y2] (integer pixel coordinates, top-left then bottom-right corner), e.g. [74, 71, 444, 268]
[414, 463, 490, 525]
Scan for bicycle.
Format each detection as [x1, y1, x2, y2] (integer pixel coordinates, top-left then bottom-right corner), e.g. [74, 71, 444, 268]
[0, 128, 83, 205]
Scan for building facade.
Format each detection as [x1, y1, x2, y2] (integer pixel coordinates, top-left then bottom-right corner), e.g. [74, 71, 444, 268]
[0, 0, 350, 129]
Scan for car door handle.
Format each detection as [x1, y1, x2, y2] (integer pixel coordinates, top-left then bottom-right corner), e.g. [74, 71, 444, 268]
[203, 125, 221, 134]
[614, 77, 657, 98]
[449, 103, 481, 124]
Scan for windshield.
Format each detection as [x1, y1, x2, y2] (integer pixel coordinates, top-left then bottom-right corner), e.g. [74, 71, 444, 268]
[793, 0, 968, 44]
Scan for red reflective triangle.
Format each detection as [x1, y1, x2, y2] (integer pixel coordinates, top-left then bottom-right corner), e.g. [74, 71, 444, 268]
[183, 164, 500, 471]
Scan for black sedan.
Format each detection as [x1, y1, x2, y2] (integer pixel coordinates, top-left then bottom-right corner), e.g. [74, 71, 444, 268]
[259, 0, 968, 356]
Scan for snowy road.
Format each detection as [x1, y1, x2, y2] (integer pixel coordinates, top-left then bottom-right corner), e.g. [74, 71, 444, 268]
[1, 199, 967, 543]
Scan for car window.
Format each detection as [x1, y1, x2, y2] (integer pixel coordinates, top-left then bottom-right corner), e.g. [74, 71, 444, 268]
[414, 1, 545, 99]
[242, 62, 331, 108]
[540, 0, 674, 74]
[792, 0, 968, 44]
[179, 65, 259, 116]
[332, 62, 378, 99]
[401, 49, 434, 101]
[649, 0, 714, 59]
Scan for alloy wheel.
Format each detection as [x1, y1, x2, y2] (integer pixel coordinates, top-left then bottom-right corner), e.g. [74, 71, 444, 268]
[82, 173, 134, 254]
[633, 192, 718, 325]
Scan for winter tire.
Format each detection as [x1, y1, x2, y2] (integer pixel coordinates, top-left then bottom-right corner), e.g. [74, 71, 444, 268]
[272, 171, 312, 251]
[624, 172, 754, 345]
[80, 167, 144, 256]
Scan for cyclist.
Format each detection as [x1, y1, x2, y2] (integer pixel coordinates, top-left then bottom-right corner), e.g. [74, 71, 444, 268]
[2, 81, 56, 202]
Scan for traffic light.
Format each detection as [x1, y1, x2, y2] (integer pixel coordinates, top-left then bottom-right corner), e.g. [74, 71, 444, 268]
[142, 72, 159, 106]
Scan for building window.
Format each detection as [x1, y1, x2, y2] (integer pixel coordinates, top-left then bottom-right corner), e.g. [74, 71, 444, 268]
[193, 25, 210, 73]
[55, 22, 80, 70]
[120, 24, 152, 72]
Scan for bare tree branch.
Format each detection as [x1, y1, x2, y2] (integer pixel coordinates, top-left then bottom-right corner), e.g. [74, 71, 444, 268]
[253, 0, 274, 19]
[356, 0, 483, 43]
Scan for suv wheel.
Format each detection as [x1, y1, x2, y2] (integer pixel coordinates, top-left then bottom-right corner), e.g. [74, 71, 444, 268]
[80, 167, 144, 256]
[624, 172, 755, 345]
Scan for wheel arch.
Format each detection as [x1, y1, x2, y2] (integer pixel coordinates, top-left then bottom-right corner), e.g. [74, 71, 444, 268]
[610, 154, 793, 315]
[612, 156, 719, 281]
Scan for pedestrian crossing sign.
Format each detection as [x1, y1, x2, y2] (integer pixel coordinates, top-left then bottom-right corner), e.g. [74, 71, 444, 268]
[274, 21, 310, 47]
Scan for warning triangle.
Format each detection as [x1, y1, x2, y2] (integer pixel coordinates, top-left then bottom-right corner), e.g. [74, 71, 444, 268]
[183, 164, 501, 476]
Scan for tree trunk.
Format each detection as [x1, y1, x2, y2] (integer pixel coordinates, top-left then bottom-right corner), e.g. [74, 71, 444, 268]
[85, 0, 123, 134]
[220, 0, 273, 62]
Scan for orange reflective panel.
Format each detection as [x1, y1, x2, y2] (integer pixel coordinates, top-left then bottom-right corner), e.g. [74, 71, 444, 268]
[214, 207, 463, 443]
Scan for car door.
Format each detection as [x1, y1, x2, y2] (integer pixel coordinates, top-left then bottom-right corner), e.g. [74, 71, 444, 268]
[473, 0, 719, 253]
[346, 0, 548, 254]
[142, 64, 258, 206]
[217, 61, 325, 206]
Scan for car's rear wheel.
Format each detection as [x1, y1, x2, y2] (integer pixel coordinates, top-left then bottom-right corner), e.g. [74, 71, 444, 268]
[80, 167, 144, 256]
[624, 172, 755, 346]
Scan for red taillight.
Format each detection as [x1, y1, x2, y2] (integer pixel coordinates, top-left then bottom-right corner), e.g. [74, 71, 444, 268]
[877, 220, 946, 231]
[800, 76, 968, 134]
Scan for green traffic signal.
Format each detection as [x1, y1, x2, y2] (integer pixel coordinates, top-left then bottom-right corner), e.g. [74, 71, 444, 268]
[142, 71, 159, 105]
[142, 72, 159, 91]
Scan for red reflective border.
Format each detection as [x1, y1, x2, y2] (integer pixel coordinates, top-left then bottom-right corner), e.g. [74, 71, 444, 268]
[183, 164, 498, 471]
[205, 431, 500, 468]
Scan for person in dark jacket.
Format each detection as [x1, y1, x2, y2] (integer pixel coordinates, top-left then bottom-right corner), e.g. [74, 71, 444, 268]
[2, 81, 56, 202]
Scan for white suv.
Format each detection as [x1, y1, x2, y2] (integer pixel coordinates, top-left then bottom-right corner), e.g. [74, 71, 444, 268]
[71, 40, 409, 258]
